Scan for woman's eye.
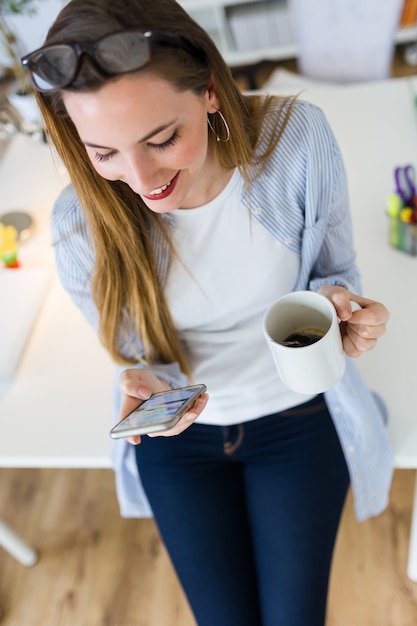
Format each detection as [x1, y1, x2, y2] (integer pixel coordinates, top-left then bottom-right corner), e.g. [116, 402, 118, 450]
[94, 150, 116, 163]
[91, 130, 179, 163]
[152, 130, 179, 151]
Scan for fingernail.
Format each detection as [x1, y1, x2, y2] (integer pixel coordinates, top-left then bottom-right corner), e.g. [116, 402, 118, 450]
[138, 386, 150, 399]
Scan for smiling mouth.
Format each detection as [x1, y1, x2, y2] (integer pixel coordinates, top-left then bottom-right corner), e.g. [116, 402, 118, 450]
[144, 172, 179, 200]
[148, 180, 172, 196]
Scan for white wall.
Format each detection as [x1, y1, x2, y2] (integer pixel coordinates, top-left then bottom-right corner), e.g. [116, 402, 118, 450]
[1, 0, 68, 66]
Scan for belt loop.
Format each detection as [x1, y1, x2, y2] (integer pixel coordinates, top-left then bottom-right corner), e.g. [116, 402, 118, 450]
[223, 424, 244, 455]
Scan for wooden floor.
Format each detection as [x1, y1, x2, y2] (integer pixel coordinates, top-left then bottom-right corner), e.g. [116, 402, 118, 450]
[1, 468, 417, 625]
[0, 469, 417, 626]
[2, 43, 417, 626]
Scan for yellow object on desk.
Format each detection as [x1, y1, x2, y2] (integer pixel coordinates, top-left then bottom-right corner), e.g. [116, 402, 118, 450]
[400, 207, 414, 223]
[387, 193, 402, 218]
[0, 223, 19, 268]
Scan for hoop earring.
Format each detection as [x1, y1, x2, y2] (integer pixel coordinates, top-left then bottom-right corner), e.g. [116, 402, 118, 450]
[207, 110, 230, 143]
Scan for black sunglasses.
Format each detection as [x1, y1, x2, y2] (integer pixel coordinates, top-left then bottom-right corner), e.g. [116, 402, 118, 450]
[21, 29, 203, 93]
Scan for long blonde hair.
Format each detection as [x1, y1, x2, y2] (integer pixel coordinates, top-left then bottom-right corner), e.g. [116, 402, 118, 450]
[36, 0, 295, 377]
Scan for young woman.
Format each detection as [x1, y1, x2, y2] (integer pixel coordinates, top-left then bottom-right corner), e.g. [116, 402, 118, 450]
[22, 0, 392, 624]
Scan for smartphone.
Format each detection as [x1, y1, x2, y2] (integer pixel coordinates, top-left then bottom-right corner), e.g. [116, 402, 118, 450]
[109, 384, 207, 439]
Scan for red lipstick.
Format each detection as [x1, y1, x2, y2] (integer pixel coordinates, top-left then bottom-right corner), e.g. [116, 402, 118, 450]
[143, 171, 179, 201]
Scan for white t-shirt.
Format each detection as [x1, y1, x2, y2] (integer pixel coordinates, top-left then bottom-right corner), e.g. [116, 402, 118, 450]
[165, 169, 314, 425]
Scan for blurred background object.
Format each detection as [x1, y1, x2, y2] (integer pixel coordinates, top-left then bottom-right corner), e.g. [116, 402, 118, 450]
[291, 0, 404, 83]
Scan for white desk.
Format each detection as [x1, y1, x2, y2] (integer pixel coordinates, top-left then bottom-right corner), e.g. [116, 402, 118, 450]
[1, 78, 417, 578]
[0, 135, 115, 468]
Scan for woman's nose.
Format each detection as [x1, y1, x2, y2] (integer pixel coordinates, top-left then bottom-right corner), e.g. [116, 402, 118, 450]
[123, 153, 156, 195]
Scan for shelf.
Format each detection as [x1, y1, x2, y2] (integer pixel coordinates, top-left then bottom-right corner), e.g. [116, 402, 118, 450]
[182, 0, 295, 67]
[180, 0, 417, 68]
[396, 25, 417, 44]
[223, 43, 298, 66]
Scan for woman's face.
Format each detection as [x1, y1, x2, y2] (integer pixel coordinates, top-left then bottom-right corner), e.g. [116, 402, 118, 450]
[63, 72, 223, 212]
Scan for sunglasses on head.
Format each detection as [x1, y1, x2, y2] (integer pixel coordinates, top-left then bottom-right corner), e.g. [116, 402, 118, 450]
[21, 29, 202, 93]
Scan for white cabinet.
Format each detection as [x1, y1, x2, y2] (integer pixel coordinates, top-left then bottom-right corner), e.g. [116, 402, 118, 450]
[179, 0, 417, 68]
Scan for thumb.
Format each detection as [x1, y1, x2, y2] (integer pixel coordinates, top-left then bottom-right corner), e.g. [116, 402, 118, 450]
[330, 290, 354, 321]
[137, 386, 152, 400]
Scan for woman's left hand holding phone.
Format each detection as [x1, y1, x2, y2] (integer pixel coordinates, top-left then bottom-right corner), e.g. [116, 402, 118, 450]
[118, 368, 209, 445]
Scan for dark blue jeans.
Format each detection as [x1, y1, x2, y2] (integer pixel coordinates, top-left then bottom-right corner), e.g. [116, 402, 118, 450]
[134, 395, 350, 626]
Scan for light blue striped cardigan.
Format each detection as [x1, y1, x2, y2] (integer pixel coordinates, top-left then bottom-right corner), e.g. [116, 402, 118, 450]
[51, 99, 393, 522]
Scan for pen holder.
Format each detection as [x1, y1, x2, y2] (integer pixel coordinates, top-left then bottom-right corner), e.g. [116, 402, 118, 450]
[388, 216, 417, 255]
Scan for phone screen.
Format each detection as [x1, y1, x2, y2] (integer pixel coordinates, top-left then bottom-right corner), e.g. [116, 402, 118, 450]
[110, 384, 207, 438]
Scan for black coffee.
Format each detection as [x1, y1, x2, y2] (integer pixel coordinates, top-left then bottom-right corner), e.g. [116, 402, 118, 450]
[281, 326, 326, 348]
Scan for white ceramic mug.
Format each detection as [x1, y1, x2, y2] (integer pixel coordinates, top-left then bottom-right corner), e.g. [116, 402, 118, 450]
[263, 290, 358, 394]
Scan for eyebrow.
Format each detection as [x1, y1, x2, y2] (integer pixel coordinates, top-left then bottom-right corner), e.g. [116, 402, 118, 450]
[83, 120, 177, 150]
